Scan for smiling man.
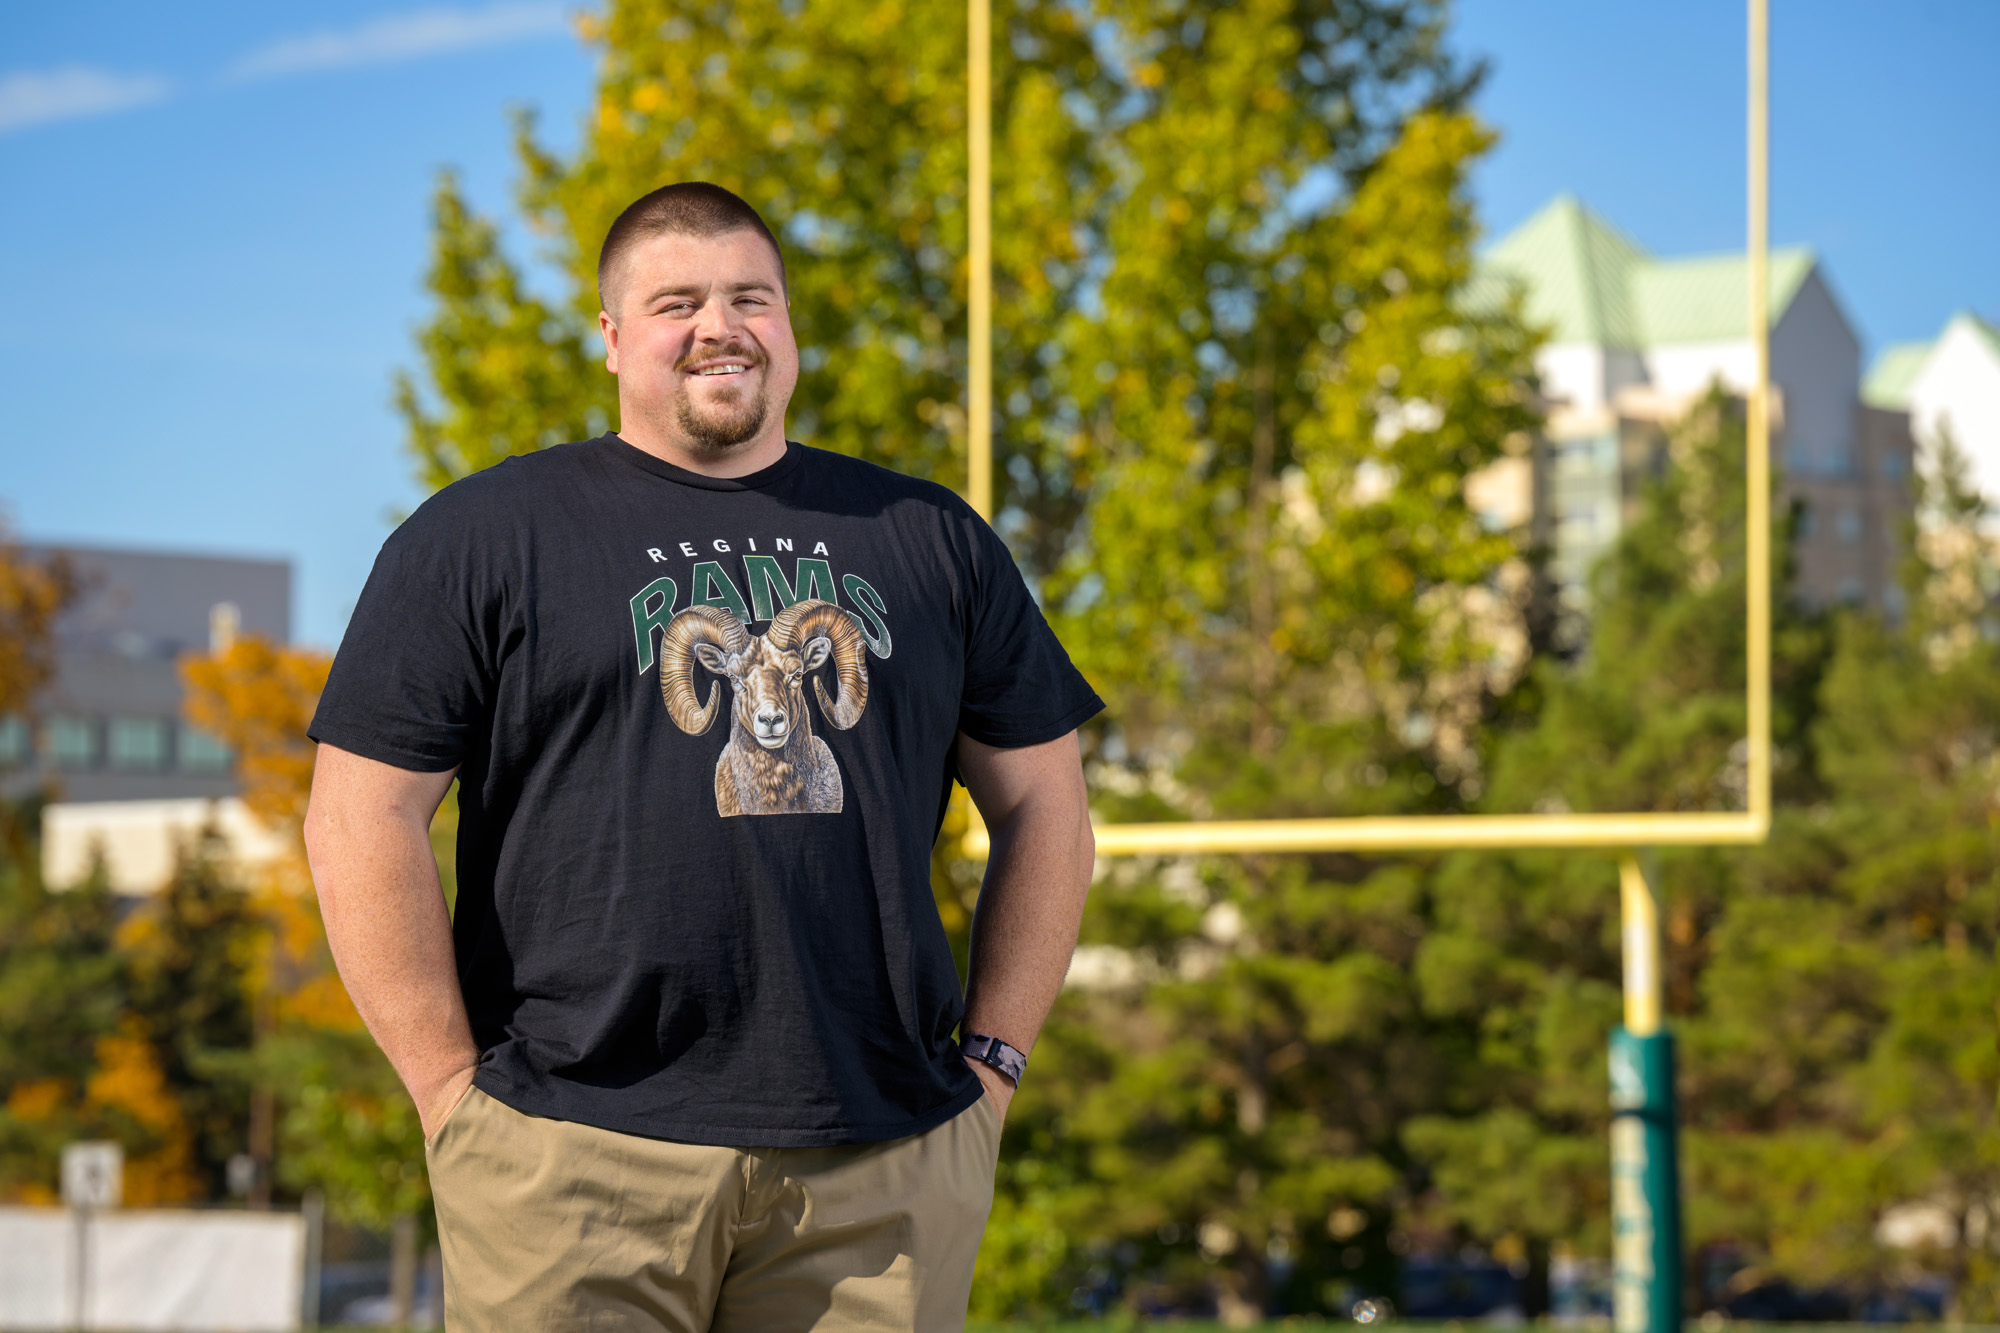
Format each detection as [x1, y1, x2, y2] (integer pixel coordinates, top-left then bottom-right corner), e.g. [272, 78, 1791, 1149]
[302, 182, 1101, 1331]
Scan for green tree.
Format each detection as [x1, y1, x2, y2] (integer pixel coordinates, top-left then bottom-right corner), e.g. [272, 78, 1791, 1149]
[0, 535, 114, 1204]
[987, 22, 1537, 1323]
[118, 832, 263, 1197]
[0, 796, 126, 1203]
[1658, 431, 2000, 1310]
[1400, 391, 1830, 1297]
[1798, 431, 2000, 1315]
[397, 0, 1108, 575]
[1400, 401, 2000, 1317]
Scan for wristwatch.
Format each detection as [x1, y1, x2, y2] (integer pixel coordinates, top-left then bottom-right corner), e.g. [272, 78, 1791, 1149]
[962, 1032, 1027, 1085]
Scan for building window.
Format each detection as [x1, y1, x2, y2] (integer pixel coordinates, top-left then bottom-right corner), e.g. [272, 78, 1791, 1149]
[44, 716, 97, 770]
[179, 727, 232, 774]
[0, 717, 29, 768]
[1836, 508, 1863, 544]
[1837, 577, 1864, 604]
[1795, 500, 1817, 539]
[108, 717, 171, 772]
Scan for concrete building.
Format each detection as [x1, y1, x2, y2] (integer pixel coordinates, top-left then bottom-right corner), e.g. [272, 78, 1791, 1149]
[1864, 311, 2000, 504]
[1, 545, 293, 893]
[1469, 195, 1915, 624]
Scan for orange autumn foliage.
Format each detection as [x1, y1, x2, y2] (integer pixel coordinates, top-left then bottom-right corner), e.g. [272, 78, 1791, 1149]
[0, 525, 77, 717]
[84, 1025, 205, 1206]
[180, 634, 351, 1005]
[178, 634, 365, 1029]
[6, 1077, 70, 1122]
[180, 636, 331, 829]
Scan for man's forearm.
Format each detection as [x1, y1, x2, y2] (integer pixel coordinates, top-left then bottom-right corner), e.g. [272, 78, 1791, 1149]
[961, 773, 1095, 1065]
[304, 748, 478, 1135]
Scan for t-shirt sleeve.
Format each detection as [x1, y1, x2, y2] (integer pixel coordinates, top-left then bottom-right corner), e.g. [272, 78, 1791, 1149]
[308, 498, 498, 773]
[956, 513, 1104, 748]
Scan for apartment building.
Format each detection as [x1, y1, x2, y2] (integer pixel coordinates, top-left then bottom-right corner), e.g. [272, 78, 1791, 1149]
[1470, 195, 1915, 624]
[1864, 310, 2000, 501]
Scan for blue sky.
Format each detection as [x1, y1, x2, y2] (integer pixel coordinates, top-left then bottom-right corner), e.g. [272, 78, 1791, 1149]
[3, 1, 1994, 649]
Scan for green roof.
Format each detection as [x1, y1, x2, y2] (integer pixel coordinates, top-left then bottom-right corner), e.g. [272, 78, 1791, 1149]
[1483, 195, 1648, 346]
[1480, 195, 1819, 349]
[1632, 249, 1815, 343]
[1950, 309, 2000, 361]
[1862, 340, 1933, 410]
[1861, 313, 2000, 410]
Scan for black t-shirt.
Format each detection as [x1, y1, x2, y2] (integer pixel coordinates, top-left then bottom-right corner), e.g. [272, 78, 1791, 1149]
[309, 436, 1102, 1147]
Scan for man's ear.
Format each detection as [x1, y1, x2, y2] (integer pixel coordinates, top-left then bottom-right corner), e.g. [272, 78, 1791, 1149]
[599, 309, 620, 373]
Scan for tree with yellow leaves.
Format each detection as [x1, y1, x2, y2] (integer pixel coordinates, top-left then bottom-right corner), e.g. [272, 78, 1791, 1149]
[0, 529, 239, 1207]
[0, 523, 76, 722]
[181, 636, 442, 1232]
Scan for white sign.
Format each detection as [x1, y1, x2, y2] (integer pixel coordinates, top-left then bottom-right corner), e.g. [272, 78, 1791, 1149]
[61, 1143, 123, 1210]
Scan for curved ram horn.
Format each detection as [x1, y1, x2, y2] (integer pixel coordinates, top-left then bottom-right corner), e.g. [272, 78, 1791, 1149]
[766, 599, 869, 730]
[659, 605, 748, 735]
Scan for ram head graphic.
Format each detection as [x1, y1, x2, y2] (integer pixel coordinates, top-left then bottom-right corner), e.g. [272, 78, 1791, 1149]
[657, 600, 870, 816]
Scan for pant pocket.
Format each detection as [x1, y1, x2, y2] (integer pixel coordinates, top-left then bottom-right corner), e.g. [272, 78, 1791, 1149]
[968, 1091, 1004, 1166]
[424, 1081, 483, 1156]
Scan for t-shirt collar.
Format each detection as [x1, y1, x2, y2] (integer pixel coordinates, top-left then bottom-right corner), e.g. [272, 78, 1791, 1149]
[606, 434, 803, 491]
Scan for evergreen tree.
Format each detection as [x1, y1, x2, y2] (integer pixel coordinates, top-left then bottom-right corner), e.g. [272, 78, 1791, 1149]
[1799, 431, 2000, 1314]
[117, 832, 263, 1199]
[0, 796, 125, 1203]
[1400, 390, 1830, 1300]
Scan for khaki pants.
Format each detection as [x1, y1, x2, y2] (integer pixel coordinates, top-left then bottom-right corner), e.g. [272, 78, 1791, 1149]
[426, 1086, 1002, 1332]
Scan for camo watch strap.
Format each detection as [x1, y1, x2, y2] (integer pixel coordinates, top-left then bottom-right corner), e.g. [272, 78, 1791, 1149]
[962, 1032, 1027, 1085]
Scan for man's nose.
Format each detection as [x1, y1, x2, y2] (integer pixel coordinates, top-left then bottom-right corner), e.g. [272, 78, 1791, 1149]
[691, 295, 742, 343]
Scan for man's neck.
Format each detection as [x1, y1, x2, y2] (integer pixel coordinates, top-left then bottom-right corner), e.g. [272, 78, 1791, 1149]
[616, 422, 790, 479]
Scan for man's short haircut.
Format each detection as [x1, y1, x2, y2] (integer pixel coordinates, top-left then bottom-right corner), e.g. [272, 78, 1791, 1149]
[597, 182, 787, 314]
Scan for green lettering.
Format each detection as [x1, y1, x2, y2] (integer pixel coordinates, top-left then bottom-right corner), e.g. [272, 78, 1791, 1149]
[793, 558, 838, 605]
[841, 574, 893, 659]
[628, 577, 678, 673]
[690, 561, 751, 622]
[742, 554, 797, 623]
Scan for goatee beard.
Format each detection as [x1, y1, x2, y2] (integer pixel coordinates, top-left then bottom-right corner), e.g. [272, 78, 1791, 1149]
[671, 339, 771, 453]
[674, 385, 768, 453]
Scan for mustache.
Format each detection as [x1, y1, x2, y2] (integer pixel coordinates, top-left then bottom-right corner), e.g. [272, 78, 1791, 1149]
[675, 340, 767, 374]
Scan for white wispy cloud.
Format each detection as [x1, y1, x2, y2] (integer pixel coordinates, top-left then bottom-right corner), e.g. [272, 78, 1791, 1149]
[227, 2, 569, 81]
[0, 66, 173, 135]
